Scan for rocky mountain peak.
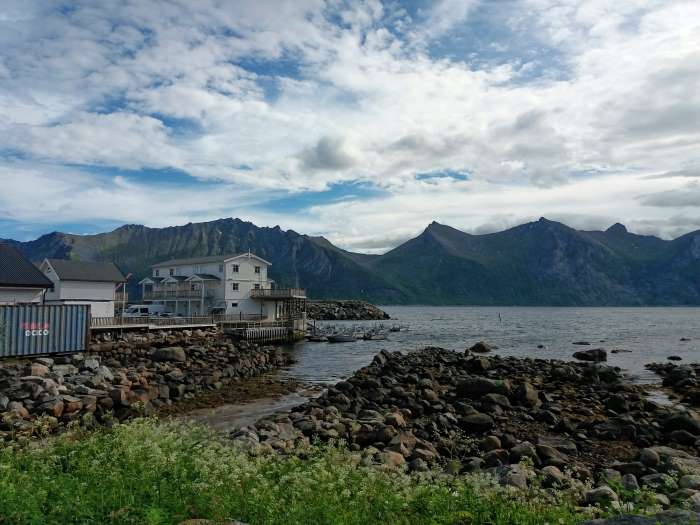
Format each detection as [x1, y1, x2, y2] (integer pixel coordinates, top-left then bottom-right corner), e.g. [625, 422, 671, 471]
[606, 223, 628, 234]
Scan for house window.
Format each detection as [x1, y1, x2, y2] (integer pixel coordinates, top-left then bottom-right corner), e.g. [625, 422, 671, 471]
[254, 266, 261, 274]
[231, 302, 238, 308]
[155, 269, 160, 277]
[169, 268, 174, 276]
[231, 282, 239, 291]
[232, 264, 239, 273]
[254, 283, 261, 290]
[218, 264, 224, 273]
[194, 264, 201, 273]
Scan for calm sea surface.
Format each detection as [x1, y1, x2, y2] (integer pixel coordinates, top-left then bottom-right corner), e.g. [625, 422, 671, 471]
[281, 306, 700, 385]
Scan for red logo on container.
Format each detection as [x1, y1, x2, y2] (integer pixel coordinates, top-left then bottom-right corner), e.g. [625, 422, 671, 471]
[22, 322, 50, 337]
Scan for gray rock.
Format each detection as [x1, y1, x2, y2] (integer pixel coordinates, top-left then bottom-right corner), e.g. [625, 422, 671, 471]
[621, 474, 639, 491]
[663, 413, 700, 435]
[681, 476, 700, 490]
[481, 435, 501, 451]
[461, 412, 494, 431]
[537, 435, 578, 455]
[409, 458, 429, 472]
[457, 376, 511, 397]
[585, 485, 619, 505]
[501, 464, 530, 489]
[573, 348, 607, 362]
[34, 357, 54, 367]
[152, 347, 187, 363]
[468, 341, 493, 353]
[53, 364, 79, 377]
[652, 493, 670, 507]
[515, 382, 540, 408]
[378, 451, 405, 467]
[82, 357, 100, 371]
[97, 366, 114, 383]
[510, 441, 538, 463]
[688, 492, 700, 511]
[639, 448, 660, 467]
[602, 469, 622, 483]
[541, 465, 564, 487]
[640, 473, 677, 491]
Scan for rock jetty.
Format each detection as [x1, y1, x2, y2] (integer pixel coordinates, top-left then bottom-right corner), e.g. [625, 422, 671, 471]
[307, 300, 390, 321]
[647, 362, 700, 406]
[232, 347, 700, 514]
[0, 329, 291, 441]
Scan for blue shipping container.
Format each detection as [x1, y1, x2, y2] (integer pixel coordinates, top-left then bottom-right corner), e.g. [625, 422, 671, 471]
[0, 304, 89, 358]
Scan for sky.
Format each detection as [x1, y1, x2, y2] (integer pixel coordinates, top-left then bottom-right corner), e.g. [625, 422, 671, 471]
[0, 0, 699, 252]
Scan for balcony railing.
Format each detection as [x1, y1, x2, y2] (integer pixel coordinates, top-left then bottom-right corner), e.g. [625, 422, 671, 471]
[143, 289, 216, 300]
[114, 292, 129, 303]
[250, 288, 306, 300]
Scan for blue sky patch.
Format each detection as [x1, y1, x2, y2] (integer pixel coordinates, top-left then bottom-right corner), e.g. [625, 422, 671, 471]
[416, 169, 470, 182]
[261, 181, 388, 213]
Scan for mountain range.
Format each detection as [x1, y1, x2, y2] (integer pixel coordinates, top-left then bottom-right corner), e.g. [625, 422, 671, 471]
[4, 217, 700, 305]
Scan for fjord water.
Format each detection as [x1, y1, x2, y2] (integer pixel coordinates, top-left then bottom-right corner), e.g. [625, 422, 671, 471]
[283, 306, 700, 385]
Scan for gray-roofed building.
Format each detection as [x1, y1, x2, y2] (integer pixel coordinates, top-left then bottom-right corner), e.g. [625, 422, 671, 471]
[0, 243, 53, 304]
[139, 252, 304, 319]
[39, 259, 127, 318]
[44, 259, 126, 283]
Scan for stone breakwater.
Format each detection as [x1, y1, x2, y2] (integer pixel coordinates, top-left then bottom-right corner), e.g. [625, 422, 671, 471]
[307, 300, 390, 321]
[0, 329, 291, 441]
[232, 347, 700, 516]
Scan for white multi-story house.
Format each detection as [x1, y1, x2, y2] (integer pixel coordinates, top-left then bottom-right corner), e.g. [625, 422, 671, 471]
[138, 252, 306, 320]
[39, 259, 127, 317]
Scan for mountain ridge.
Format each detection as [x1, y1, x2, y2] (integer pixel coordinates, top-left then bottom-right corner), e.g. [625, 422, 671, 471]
[4, 217, 700, 305]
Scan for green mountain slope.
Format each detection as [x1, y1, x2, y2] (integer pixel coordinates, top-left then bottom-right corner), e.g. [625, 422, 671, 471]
[5, 217, 700, 305]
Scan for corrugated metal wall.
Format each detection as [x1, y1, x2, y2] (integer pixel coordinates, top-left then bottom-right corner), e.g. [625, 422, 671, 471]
[0, 304, 89, 357]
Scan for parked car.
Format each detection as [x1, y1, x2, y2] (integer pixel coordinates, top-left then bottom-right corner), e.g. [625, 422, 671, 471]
[122, 304, 165, 318]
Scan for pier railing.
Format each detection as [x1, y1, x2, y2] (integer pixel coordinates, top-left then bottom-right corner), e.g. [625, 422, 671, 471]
[90, 313, 266, 329]
[143, 289, 216, 300]
[250, 288, 306, 300]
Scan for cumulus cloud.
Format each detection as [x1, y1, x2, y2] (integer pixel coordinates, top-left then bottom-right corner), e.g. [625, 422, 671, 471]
[298, 136, 358, 171]
[0, 0, 698, 248]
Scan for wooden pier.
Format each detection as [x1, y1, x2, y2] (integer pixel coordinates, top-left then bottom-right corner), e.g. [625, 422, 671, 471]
[90, 314, 306, 343]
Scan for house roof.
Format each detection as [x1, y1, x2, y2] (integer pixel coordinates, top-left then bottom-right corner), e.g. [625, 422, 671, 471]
[46, 259, 126, 283]
[0, 243, 53, 289]
[188, 273, 221, 281]
[163, 275, 188, 282]
[228, 253, 272, 266]
[138, 276, 164, 285]
[152, 254, 238, 268]
[152, 252, 271, 267]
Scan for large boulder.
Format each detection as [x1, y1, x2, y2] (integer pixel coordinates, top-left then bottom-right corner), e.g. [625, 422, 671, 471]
[662, 413, 700, 435]
[457, 376, 511, 397]
[573, 348, 607, 362]
[152, 347, 187, 363]
[468, 341, 493, 354]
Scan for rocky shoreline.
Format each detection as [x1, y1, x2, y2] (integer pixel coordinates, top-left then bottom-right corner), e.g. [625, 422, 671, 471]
[0, 329, 292, 442]
[307, 300, 390, 320]
[231, 347, 700, 520]
[647, 362, 700, 407]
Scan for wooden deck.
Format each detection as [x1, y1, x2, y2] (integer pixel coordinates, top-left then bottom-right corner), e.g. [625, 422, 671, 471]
[90, 316, 216, 332]
[89, 315, 306, 343]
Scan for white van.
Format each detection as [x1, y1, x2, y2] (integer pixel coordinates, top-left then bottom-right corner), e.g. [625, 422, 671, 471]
[122, 304, 166, 318]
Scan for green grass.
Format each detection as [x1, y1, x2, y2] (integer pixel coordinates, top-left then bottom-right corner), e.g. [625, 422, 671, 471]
[0, 418, 583, 525]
